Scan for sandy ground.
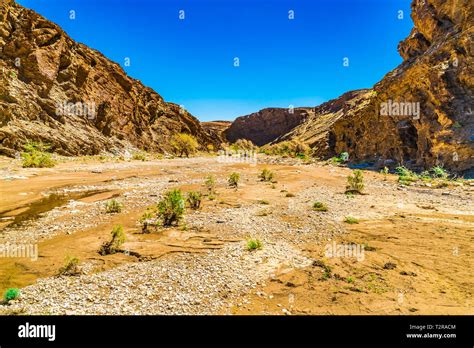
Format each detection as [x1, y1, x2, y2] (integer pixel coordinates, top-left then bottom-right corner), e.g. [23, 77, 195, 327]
[0, 155, 472, 315]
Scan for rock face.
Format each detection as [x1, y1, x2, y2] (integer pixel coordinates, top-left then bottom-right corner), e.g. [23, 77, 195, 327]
[225, 108, 311, 146]
[227, 0, 474, 172]
[201, 121, 232, 145]
[0, 0, 218, 156]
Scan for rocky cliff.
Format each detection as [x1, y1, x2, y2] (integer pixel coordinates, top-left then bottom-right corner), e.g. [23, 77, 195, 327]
[228, 0, 473, 172]
[0, 0, 217, 156]
[224, 107, 311, 146]
[201, 121, 232, 145]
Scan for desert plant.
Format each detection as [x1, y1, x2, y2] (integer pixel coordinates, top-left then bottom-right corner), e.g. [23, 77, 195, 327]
[344, 216, 359, 224]
[313, 201, 328, 212]
[3, 288, 20, 303]
[171, 133, 199, 157]
[206, 144, 215, 152]
[431, 166, 449, 179]
[345, 170, 365, 194]
[258, 199, 270, 205]
[105, 199, 122, 213]
[187, 191, 202, 209]
[58, 255, 80, 276]
[21, 141, 56, 168]
[228, 172, 240, 188]
[204, 175, 216, 195]
[157, 189, 185, 226]
[380, 166, 389, 179]
[232, 139, 256, 151]
[259, 168, 274, 182]
[396, 166, 418, 184]
[132, 151, 147, 161]
[99, 225, 126, 255]
[246, 238, 263, 251]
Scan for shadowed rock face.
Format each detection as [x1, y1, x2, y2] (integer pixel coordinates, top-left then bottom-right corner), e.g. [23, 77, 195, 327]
[224, 108, 311, 146]
[227, 0, 473, 172]
[0, 0, 218, 156]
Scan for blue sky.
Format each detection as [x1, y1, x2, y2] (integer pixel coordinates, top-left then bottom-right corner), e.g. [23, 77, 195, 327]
[18, 0, 413, 121]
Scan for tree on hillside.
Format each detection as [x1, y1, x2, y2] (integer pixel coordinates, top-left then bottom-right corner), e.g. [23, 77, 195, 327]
[171, 133, 199, 157]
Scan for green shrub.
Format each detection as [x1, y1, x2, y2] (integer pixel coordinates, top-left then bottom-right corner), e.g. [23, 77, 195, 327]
[204, 175, 216, 195]
[58, 255, 80, 276]
[132, 152, 147, 161]
[157, 189, 185, 226]
[228, 172, 240, 188]
[21, 141, 56, 168]
[313, 201, 328, 212]
[329, 152, 349, 165]
[345, 170, 364, 194]
[246, 238, 263, 251]
[344, 216, 359, 224]
[431, 166, 449, 179]
[99, 225, 126, 255]
[105, 199, 122, 213]
[396, 166, 418, 184]
[259, 168, 274, 182]
[171, 133, 199, 157]
[187, 191, 202, 209]
[3, 288, 20, 303]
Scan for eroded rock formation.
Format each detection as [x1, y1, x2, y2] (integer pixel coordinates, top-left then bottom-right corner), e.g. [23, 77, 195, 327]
[0, 0, 218, 156]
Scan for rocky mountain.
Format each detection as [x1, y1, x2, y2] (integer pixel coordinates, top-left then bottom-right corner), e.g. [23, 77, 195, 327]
[0, 0, 218, 157]
[224, 107, 312, 146]
[228, 0, 473, 172]
[201, 121, 232, 145]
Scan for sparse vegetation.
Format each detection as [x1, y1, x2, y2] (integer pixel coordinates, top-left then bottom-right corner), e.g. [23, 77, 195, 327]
[344, 216, 359, 224]
[204, 175, 216, 195]
[3, 288, 20, 303]
[246, 238, 263, 251]
[380, 166, 389, 180]
[132, 151, 147, 161]
[345, 170, 365, 194]
[187, 191, 202, 209]
[431, 166, 449, 179]
[105, 199, 123, 213]
[58, 255, 80, 276]
[99, 225, 126, 255]
[228, 172, 240, 188]
[259, 168, 275, 182]
[171, 133, 199, 157]
[329, 152, 349, 165]
[157, 189, 185, 226]
[313, 201, 328, 212]
[21, 141, 56, 168]
[396, 166, 419, 185]
[261, 140, 310, 158]
[258, 199, 270, 205]
[231, 139, 256, 151]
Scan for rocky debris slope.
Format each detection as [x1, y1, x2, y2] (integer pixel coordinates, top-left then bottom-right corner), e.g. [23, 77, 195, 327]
[224, 107, 312, 146]
[227, 0, 473, 172]
[0, 0, 218, 157]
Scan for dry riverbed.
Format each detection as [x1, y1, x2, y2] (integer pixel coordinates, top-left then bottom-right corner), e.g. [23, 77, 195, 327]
[0, 156, 472, 315]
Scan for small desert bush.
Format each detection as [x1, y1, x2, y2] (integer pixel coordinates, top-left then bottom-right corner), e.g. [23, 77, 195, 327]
[259, 168, 274, 182]
[171, 133, 199, 157]
[58, 255, 80, 276]
[344, 216, 359, 224]
[204, 175, 216, 195]
[313, 201, 328, 212]
[228, 172, 240, 188]
[345, 170, 364, 194]
[232, 139, 256, 151]
[431, 166, 449, 179]
[132, 151, 147, 161]
[21, 141, 56, 168]
[157, 189, 185, 226]
[246, 238, 263, 251]
[258, 199, 270, 205]
[261, 140, 309, 158]
[329, 152, 349, 165]
[105, 199, 122, 213]
[396, 166, 419, 184]
[99, 225, 126, 255]
[3, 288, 20, 303]
[187, 191, 202, 209]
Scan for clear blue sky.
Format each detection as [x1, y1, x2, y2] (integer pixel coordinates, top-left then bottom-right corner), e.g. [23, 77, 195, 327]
[18, 0, 413, 121]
